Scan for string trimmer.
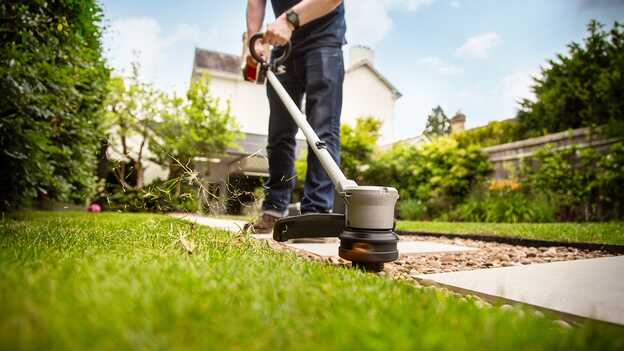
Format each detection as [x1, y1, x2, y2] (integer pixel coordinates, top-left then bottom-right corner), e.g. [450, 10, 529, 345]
[246, 33, 399, 271]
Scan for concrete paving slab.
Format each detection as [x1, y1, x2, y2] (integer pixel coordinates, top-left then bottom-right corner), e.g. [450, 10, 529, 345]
[285, 240, 475, 257]
[170, 213, 247, 233]
[418, 256, 624, 325]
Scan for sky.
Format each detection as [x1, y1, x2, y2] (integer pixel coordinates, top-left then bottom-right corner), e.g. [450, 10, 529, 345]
[100, 0, 624, 140]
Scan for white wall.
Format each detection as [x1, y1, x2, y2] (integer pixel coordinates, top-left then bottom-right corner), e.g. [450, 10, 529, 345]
[342, 66, 396, 145]
[198, 61, 397, 145]
[196, 69, 270, 135]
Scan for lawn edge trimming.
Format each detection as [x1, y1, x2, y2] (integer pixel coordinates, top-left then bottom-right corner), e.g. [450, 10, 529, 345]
[396, 230, 624, 254]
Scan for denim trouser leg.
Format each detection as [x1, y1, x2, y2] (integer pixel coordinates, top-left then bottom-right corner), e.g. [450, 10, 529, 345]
[261, 60, 303, 215]
[262, 47, 344, 215]
[300, 47, 344, 213]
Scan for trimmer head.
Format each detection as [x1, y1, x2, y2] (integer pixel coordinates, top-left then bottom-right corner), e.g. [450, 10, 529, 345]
[273, 186, 399, 272]
[339, 186, 399, 271]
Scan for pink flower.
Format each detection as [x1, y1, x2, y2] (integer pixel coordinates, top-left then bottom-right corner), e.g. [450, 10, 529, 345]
[87, 203, 101, 213]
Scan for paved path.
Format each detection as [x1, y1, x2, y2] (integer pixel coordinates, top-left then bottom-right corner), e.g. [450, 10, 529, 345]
[171, 214, 475, 257]
[418, 256, 624, 325]
[170, 213, 247, 233]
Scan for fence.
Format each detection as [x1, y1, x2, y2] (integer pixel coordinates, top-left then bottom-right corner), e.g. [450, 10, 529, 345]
[483, 127, 620, 179]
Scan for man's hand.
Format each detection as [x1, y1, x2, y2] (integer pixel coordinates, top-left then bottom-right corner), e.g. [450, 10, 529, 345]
[264, 15, 294, 46]
[246, 37, 266, 67]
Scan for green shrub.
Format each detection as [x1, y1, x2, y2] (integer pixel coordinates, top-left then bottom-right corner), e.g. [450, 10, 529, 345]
[398, 199, 428, 220]
[516, 21, 624, 139]
[105, 178, 200, 213]
[453, 119, 521, 148]
[451, 186, 556, 223]
[522, 142, 624, 221]
[366, 137, 491, 218]
[0, 0, 109, 210]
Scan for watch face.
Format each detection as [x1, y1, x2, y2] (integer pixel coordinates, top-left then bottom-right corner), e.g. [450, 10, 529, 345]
[287, 11, 299, 27]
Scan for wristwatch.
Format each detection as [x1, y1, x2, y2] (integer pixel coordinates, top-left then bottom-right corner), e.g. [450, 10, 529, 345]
[286, 10, 300, 30]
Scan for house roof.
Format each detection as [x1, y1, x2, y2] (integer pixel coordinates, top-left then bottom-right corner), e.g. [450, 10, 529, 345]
[347, 59, 402, 100]
[193, 48, 240, 75]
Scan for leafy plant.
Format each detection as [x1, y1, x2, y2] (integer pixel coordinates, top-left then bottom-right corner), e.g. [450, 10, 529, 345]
[453, 119, 520, 147]
[366, 137, 491, 218]
[423, 105, 451, 137]
[451, 185, 556, 223]
[104, 67, 162, 190]
[517, 20, 624, 139]
[150, 74, 240, 182]
[0, 0, 109, 210]
[521, 143, 624, 221]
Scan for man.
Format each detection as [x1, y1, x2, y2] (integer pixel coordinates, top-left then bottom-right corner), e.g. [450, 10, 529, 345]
[245, 0, 346, 233]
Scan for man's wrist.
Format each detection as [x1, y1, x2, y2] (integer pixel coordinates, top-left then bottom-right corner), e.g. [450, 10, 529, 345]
[279, 14, 295, 31]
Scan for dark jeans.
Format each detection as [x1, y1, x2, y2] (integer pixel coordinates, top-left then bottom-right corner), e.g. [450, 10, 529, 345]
[262, 46, 344, 215]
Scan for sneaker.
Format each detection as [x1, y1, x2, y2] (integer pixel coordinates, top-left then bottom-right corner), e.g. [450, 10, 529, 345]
[243, 213, 280, 234]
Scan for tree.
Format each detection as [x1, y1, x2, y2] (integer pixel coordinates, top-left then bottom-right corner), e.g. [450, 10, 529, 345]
[0, 0, 109, 210]
[104, 65, 162, 190]
[517, 20, 624, 138]
[423, 106, 451, 137]
[150, 74, 240, 182]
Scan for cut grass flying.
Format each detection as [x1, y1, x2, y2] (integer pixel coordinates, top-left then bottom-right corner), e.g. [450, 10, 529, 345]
[1, 211, 623, 350]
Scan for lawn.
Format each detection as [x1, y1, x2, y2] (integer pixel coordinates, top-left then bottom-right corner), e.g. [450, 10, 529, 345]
[397, 221, 624, 246]
[1, 212, 622, 350]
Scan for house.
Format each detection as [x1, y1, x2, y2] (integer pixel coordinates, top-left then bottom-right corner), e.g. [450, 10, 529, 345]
[190, 44, 401, 211]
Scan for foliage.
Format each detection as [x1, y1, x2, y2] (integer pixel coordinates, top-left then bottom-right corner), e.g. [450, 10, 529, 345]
[3, 211, 624, 349]
[105, 178, 200, 213]
[104, 67, 162, 190]
[295, 116, 381, 195]
[453, 119, 520, 148]
[150, 74, 240, 180]
[339, 116, 382, 182]
[521, 143, 624, 221]
[517, 20, 624, 138]
[0, 0, 109, 210]
[450, 185, 557, 223]
[367, 137, 491, 218]
[423, 105, 451, 137]
[398, 199, 428, 221]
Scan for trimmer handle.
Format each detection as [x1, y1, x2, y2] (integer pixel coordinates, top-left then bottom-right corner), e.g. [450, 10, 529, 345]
[249, 32, 291, 68]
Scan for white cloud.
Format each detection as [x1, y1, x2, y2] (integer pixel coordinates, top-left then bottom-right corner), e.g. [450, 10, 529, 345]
[501, 71, 536, 117]
[417, 56, 463, 75]
[456, 32, 501, 59]
[102, 16, 243, 95]
[345, 0, 436, 47]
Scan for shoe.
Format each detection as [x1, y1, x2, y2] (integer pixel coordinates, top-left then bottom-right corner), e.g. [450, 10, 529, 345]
[244, 213, 280, 234]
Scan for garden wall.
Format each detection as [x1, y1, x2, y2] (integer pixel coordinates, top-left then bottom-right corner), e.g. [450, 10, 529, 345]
[483, 127, 620, 179]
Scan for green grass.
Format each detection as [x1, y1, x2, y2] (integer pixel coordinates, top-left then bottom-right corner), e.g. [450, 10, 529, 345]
[397, 221, 624, 245]
[1, 212, 622, 350]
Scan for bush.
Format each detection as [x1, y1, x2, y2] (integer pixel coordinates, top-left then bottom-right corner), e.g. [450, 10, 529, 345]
[516, 21, 624, 139]
[453, 119, 520, 148]
[451, 185, 556, 223]
[398, 199, 428, 220]
[366, 137, 491, 218]
[105, 178, 201, 213]
[0, 0, 109, 210]
[521, 142, 624, 221]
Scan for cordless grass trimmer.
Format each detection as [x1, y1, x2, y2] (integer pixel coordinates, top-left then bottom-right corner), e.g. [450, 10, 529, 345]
[245, 33, 399, 271]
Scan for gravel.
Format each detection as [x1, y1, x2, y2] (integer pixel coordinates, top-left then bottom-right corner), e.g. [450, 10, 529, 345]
[257, 234, 613, 282]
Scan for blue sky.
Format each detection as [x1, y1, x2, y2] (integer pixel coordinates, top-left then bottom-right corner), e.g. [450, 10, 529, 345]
[101, 0, 623, 139]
